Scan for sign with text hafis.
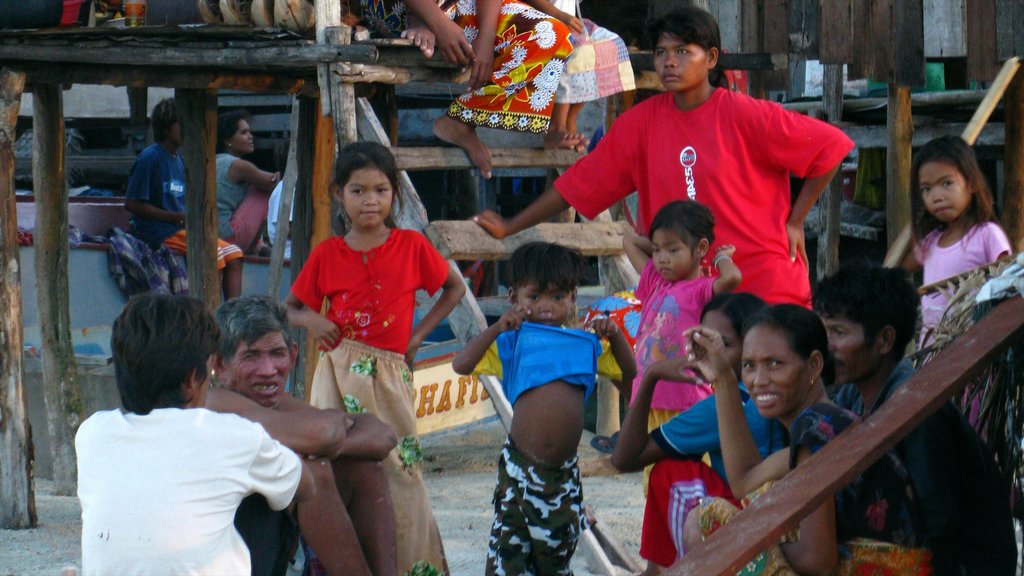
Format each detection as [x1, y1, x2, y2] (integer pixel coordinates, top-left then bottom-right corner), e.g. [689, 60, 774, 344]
[414, 355, 495, 435]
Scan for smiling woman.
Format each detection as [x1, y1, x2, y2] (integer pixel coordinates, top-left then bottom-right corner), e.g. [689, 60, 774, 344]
[682, 305, 933, 575]
[215, 109, 281, 253]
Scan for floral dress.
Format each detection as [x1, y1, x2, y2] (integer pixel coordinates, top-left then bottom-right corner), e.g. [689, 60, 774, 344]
[360, 0, 574, 133]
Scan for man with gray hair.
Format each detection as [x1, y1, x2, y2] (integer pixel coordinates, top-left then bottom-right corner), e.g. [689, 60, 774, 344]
[206, 295, 398, 576]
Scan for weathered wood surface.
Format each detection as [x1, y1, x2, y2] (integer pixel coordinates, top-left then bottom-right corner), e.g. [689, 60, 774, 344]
[816, 64, 843, 280]
[1006, 70, 1024, 252]
[355, 97, 487, 344]
[392, 147, 583, 172]
[339, 63, 469, 85]
[267, 101, 300, 299]
[886, 84, 913, 248]
[32, 83, 83, 497]
[966, 0, 1000, 81]
[818, 0, 851, 64]
[176, 88, 221, 308]
[425, 221, 628, 261]
[924, 0, 966, 58]
[672, 296, 1024, 575]
[996, 0, 1024, 62]
[0, 67, 36, 529]
[288, 96, 318, 401]
[893, 0, 925, 87]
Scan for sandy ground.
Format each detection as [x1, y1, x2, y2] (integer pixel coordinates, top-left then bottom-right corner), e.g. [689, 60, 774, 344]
[0, 417, 645, 576]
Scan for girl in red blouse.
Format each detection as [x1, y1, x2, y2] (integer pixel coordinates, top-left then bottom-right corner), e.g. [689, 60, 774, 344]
[286, 142, 464, 574]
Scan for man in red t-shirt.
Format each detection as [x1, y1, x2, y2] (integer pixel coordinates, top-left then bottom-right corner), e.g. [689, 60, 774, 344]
[474, 7, 853, 306]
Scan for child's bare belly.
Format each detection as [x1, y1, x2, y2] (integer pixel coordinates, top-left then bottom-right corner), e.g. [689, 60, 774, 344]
[509, 381, 585, 466]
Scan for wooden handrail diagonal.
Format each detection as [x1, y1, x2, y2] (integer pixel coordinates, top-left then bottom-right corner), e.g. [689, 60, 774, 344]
[671, 295, 1024, 575]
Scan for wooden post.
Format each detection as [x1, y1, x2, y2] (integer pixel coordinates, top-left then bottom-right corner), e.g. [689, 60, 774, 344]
[175, 88, 221, 307]
[127, 86, 147, 127]
[886, 84, 913, 248]
[816, 64, 844, 279]
[0, 67, 36, 529]
[1004, 67, 1024, 251]
[289, 96, 319, 401]
[32, 83, 83, 497]
[267, 101, 301, 299]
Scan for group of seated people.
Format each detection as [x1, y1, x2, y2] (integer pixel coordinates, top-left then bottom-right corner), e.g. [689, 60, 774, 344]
[123, 98, 281, 299]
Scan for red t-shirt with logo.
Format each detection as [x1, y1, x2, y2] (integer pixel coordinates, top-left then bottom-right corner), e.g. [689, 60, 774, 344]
[290, 230, 450, 354]
[556, 89, 854, 305]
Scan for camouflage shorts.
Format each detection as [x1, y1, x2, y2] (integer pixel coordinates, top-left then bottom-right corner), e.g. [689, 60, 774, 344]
[486, 439, 588, 576]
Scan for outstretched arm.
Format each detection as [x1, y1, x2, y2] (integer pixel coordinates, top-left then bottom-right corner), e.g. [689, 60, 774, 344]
[473, 185, 572, 239]
[787, 164, 841, 265]
[611, 360, 693, 472]
[407, 268, 466, 367]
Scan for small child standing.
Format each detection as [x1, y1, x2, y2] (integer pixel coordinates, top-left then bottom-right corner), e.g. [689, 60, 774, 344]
[452, 242, 637, 576]
[901, 136, 1011, 343]
[285, 142, 465, 574]
[623, 200, 740, 490]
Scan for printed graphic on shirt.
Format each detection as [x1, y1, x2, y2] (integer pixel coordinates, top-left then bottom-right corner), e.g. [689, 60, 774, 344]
[165, 178, 185, 199]
[679, 146, 697, 201]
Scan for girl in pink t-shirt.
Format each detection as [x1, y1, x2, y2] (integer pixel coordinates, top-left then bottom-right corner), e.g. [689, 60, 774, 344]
[624, 200, 741, 490]
[902, 136, 1011, 343]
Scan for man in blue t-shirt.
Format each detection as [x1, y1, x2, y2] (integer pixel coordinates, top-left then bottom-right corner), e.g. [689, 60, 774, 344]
[124, 98, 244, 298]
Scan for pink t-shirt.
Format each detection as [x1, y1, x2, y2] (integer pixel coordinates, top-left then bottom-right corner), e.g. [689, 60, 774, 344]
[555, 89, 854, 306]
[631, 261, 715, 411]
[914, 221, 1011, 330]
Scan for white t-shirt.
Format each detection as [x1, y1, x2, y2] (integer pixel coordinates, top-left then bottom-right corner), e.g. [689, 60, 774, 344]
[76, 408, 302, 576]
[267, 180, 292, 258]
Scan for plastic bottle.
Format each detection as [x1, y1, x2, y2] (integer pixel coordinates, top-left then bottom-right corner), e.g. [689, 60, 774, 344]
[124, 0, 145, 27]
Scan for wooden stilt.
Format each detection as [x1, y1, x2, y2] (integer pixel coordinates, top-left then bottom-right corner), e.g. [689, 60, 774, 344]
[176, 88, 221, 307]
[886, 84, 913, 249]
[0, 66, 36, 529]
[289, 96, 318, 401]
[32, 83, 83, 497]
[816, 64, 844, 279]
[1004, 67, 1024, 251]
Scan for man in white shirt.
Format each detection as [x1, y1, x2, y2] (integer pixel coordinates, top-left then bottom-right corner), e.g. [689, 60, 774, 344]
[76, 292, 315, 575]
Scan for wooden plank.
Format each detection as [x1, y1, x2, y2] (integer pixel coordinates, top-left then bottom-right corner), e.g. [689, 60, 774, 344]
[339, 63, 470, 85]
[816, 65, 843, 280]
[31, 83, 83, 497]
[289, 96, 319, 401]
[0, 66, 36, 530]
[0, 42, 378, 70]
[818, 0, 851, 64]
[267, 100, 300, 299]
[1005, 70, 1024, 252]
[886, 84, 913, 248]
[176, 88, 221, 308]
[355, 97, 487, 344]
[868, 0, 894, 83]
[393, 147, 583, 172]
[788, 0, 818, 58]
[842, 123, 1006, 148]
[672, 296, 1024, 575]
[924, 0, 966, 58]
[846, 0, 870, 79]
[425, 220, 627, 261]
[965, 0, 1000, 81]
[893, 0, 925, 87]
[630, 51, 776, 73]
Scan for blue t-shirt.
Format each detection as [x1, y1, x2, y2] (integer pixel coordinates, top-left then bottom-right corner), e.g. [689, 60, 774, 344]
[495, 322, 600, 406]
[651, 385, 787, 483]
[125, 144, 186, 245]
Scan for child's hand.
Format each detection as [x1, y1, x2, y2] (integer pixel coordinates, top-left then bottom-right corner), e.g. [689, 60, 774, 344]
[557, 12, 584, 35]
[473, 210, 510, 239]
[587, 314, 619, 339]
[405, 338, 422, 370]
[468, 35, 496, 90]
[683, 326, 735, 388]
[431, 18, 475, 66]
[497, 305, 527, 332]
[646, 357, 700, 384]
[714, 244, 736, 259]
[308, 315, 342, 351]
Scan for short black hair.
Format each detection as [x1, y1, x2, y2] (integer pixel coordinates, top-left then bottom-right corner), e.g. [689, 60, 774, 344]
[701, 292, 767, 336]
[111, 292, 220, 414]
[812, 260, 918, 359]
[217, 109, 251, 153]
[649, 200, 715, 247]
[647, 6, 728, 88]
[216, 295, 293, 361]
[151, 98, 178, 144]
[744, 304, 835, 385]
[508, 241, 585, 292]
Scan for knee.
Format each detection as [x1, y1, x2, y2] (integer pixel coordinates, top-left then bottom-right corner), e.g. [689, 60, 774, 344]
[682, 506, 702, 551]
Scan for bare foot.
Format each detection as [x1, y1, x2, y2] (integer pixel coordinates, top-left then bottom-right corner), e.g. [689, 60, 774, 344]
[544, 130, 587, 152]
[401, 26, 436, 58]
[433, 115, 493, 179]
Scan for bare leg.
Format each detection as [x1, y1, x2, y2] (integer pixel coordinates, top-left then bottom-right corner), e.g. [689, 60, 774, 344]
[681, 505, 702, 554]
[642, 561, 665, 575]
[222, 258, 243, 300]
[298, 460, 372, 576]
[433, 115, 493, 179]
[566, 103, 584, 140]
[543, 102, 586, 151]
[333, 458, 398, 576]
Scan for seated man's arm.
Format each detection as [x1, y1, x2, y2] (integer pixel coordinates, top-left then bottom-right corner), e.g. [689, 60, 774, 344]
[277, 395, 397, 460]
[124, 199, 184, 227]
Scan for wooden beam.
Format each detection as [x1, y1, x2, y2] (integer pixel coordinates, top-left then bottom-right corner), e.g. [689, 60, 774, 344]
[893, 0, 925, 87]
[672, 295, 1024, 575]
[392, 147, 583, 172]
[886, 84, 913, 248]
[1005, 69, 1024, 252]
[267, 101, 300, 299]
[965, 0, 1000, 81]
[816, 64, 844, 280]
[425, 220, 627, 261]
[32, 83, 83, 498]
[0, 66, 36, 529]
[289, 96, 319, 402]
[0, 42, 378, 70]
[176, 88, 221, 308]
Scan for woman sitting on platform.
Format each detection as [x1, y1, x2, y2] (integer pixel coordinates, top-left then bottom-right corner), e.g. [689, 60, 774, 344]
[677, 305, 932, 575]
[216, 109, 280, 254]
